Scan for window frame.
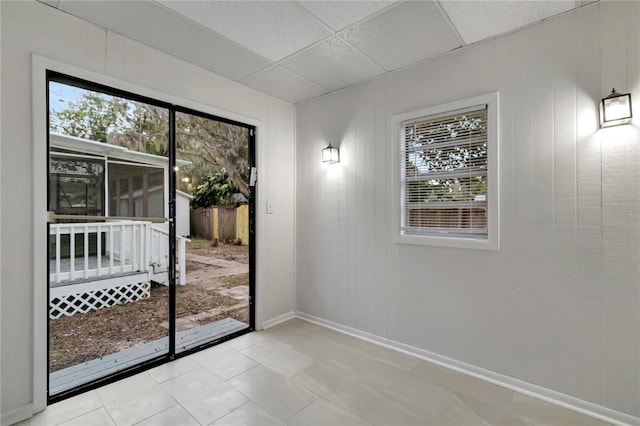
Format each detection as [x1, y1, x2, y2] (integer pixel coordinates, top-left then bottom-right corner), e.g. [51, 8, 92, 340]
[391, 92, 499, 251]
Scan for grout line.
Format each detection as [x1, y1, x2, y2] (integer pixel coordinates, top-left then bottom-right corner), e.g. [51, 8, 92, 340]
[104, 406, 118, 426]
[52, 406, 108, 426]
[148, 361, 201, 384]
[129, 404, 179, 426]
[221, 362, 261, 383]
[208, 400, 253, 425]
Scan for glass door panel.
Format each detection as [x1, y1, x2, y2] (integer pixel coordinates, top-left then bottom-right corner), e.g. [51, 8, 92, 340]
[48, 80, 171, 396]
[174, 111, 251, 352]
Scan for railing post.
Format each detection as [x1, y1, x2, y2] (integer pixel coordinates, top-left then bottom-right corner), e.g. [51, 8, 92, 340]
[97, 224, 102, 274]
[132, 225, 138, 272]
[109, 225, 114, 274]
[120, 224, 126, 271]
[145, 223, 151, 277]
[150, 227, 157, 267]
[70, 225, 75, 281]
[84, 224, 89, 279]
[55, 226, 61, 283]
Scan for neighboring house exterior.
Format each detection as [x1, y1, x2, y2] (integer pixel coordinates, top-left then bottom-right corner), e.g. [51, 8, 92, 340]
[50, 132, 191, 221]
[48, 133, 192, 320]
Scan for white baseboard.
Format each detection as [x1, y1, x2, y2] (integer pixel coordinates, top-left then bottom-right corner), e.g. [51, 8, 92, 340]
[295, 312, 640, 426]
[1, 404, 33, 426]
[262, 311, 296, 329]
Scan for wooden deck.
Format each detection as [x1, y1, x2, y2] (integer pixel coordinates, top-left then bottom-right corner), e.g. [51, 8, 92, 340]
[50, 255, 117, 277]
[50, 317, 248, 395]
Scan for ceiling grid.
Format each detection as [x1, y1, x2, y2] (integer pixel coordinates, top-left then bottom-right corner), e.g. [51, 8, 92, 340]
[40, 0, 596, 104]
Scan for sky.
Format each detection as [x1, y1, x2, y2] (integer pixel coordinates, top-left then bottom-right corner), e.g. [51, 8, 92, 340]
[49, 81, 86, 112]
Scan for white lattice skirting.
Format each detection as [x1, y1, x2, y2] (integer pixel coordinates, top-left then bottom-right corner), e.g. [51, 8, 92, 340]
[50, 274, 150, 319]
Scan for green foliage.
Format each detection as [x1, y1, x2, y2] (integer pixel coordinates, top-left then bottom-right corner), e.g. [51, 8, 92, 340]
[186, 238, 205, 250]
[176, 113, 249, 198]
[116, 101, 169, 156]
[51, 92, 169, 155]
[50, 85, 250, 199]
[51, 92, 118, 142]
[191, 169, 237, 208]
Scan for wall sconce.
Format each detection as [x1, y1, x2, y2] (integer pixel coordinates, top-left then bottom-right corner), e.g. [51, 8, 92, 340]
[600, 88, 633, 128]
[322, 143, 340, 164]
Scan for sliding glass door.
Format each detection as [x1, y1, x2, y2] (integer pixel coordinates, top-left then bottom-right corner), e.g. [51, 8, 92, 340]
[174, 111, 252, 353]
[46, 72, 255, 401]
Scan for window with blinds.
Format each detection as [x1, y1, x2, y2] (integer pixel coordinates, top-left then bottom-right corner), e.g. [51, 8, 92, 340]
[400, 105, 488, 238]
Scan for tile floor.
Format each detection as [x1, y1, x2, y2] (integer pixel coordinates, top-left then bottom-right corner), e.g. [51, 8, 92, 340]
[19, 319, 610, 426]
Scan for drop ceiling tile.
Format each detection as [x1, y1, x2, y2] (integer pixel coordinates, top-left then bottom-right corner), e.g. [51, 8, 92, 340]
[339, 0, 460, 71]
[441, 1, 577, 45]
[159, 1, 332, 62]
[297, 0, 397, 32]
[280, 36, 384, 91]
[57, 0, 271, 81]
[242, 66, 328, 104]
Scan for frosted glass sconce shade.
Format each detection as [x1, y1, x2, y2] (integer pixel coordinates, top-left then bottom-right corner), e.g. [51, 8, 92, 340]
[322, 144, 340, 163]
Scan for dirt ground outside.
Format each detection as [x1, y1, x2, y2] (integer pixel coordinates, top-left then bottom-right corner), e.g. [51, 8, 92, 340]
[49, 239, 249, 372]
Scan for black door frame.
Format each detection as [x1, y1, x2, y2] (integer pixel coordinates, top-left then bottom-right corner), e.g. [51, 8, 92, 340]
[46, 71, 256, 403]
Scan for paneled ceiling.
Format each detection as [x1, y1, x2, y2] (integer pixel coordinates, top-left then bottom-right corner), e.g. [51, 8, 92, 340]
[39, 0, 596, 104]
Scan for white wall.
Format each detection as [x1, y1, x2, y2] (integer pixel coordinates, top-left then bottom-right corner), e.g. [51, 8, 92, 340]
[1, 1, 295, 422]
[296, 2, 640, 419]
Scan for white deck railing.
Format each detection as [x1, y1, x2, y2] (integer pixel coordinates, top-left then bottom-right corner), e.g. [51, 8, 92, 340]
[150, 225, 189, 286]
[50, 220, 189, 286]
[50, 221, 150, 284]
[49, 220, 189, 318]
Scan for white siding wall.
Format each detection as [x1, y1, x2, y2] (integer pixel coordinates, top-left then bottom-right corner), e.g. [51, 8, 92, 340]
[1, 1, 295, 421]
[296, 2, 640, 418]
[176, 192, 191, 237]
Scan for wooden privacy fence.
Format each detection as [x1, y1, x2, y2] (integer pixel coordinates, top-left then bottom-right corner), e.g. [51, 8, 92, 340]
[407, 206, 487, 229]
[191, 205, 249, 244]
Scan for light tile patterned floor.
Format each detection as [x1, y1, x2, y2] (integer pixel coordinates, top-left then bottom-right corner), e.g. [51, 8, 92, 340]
[20, 319, 610, 426]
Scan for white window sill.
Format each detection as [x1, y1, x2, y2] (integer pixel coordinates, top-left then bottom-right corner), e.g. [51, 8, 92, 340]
[395, 234, 499, 251]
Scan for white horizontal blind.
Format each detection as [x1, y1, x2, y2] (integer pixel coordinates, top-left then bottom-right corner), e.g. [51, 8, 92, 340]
[401, 104, 488, 238]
